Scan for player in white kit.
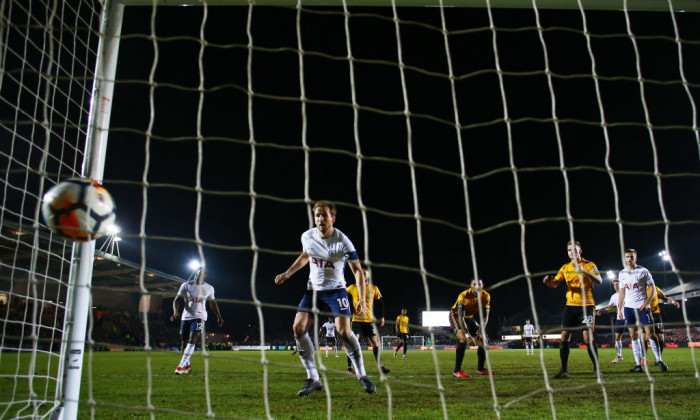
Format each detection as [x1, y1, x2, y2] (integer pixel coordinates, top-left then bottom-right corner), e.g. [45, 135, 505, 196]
[523, 319, 535, 355]
[617, 249, 668, 372]
[171, 267, 223, 375]
[320, 317, 339, 357]
[275, 201, 375, 396]
[596, 279, 626, 363]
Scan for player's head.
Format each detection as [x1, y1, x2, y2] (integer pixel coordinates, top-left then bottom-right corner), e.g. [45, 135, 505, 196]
[313, 201, 336, 235]
[328, 316, 333, 322]
[195, 267, 207, 283]
[566, 241, 582, 261]
[470, 279, 484, 294]
[612, 279, 620, 290]
[401, 308, 407, 315]
[624, 249, 638, 268]
[526, 319, 531, 324]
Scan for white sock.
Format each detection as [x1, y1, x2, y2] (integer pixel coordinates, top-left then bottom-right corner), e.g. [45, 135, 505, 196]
[342, 332, 367, 378]
[632, 339, 642, 365]
[616, 340, 623, 357]
[296, 333, 319, 381]
[179, 343, 195, 367]
[649, 339, 662, 362]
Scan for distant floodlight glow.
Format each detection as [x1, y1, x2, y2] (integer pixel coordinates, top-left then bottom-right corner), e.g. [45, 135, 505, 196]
[105, 224, 120, 235]
[188, 260, 201, 270]
[658, 250, 671, 261]
[607, 270, 616, 280]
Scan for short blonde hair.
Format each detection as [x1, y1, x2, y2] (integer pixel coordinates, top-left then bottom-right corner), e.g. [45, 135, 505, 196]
[313, 201, 336, 216]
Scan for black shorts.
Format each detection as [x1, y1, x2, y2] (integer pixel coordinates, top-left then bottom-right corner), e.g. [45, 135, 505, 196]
[449, 313, 480, 336]
[323, 335, 336, 345]
[397, 333, 408, 342]
[352, 321, 377, 338]
[561, 305, 595, 331]
[652, 313, 664, 335]
[524, 337, 533, 343]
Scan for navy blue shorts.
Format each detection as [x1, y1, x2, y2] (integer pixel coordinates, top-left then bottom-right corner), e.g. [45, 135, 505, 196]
[623, 307, 654, 326]
[297, 289, 352, 317]
[614, 318, 627, 334]
[180, 319, 203, 338]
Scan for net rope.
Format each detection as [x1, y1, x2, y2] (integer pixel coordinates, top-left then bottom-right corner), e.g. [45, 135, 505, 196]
[1, 1, 700, 419]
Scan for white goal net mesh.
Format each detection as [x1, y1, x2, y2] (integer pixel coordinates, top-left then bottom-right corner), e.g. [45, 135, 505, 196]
[1, 0, 699, 418]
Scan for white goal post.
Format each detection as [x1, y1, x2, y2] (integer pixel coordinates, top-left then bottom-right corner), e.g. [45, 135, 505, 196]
[2, 0, 699, 419]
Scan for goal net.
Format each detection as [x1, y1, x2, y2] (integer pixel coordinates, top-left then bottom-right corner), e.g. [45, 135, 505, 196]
[1, 0, 699, 418]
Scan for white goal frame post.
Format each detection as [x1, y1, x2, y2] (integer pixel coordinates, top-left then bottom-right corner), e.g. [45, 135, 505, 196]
[2, 0, 698, 419]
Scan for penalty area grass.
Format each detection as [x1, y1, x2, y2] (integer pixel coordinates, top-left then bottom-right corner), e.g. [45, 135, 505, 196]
[1, 348, 698, 419]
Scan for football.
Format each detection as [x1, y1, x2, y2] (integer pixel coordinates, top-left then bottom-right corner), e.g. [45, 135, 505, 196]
[41, 178, 116, 242]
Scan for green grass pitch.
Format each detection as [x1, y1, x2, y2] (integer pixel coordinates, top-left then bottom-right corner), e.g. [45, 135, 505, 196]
[1, 348, 699, 419]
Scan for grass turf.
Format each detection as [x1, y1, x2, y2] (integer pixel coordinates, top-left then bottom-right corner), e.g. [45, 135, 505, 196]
[1, 348, 699, 419]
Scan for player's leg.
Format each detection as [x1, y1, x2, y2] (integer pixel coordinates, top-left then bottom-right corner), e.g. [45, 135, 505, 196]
[370, 327, 390, 373]
[346, 322, 358, 374]
[582, 307, 601, 377]
[402, 334, 407, 358]
[450, 315, 470, 378]
[176, 320, 201, 374]
[625, 308, 644, 372]
[554, 306, 575, 378]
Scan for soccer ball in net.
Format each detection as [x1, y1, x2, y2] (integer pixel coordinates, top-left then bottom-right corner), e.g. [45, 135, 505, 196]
[41, 178, 117, 242]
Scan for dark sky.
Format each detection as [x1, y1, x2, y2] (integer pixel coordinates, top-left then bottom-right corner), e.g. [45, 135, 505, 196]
[102, 5, 700, 339]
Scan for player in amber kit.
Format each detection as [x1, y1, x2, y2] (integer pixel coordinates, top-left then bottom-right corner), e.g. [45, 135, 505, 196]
[450, 279, 493, 378]
[543, 240, 602, 379]
[346, 268, 390, 374]
[394, 308, 409, 359]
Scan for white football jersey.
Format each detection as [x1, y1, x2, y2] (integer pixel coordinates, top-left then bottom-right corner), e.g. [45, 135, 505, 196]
[606, 291, 620, 311]
[177, 280, 216, 321]
[322, 321, 336, 337]
[523, 323, 534, 338]
[618, 266, 654, 309]
[301, 227, 358, 291]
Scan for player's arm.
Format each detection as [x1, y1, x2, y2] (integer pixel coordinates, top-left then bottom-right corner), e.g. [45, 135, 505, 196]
[170, 293, 183, 322]
[348, 259, 367, 317]
[543, 269, 563, 288]
[617, 287, 625, 320]
[640, 282, 656, 311]
[208, 298, 224, 326]
[596, 304, 613, 316]
[457, 309, 467, 332]
[585, 266, 603, 284]
[374, 296, 385, 328]
[395, 317, 400, 334]
[481, 307, 490, 327]
[274, 252, 309, 285]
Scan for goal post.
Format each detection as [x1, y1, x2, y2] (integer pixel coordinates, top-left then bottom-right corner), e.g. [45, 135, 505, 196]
[54, 2, 124, 420]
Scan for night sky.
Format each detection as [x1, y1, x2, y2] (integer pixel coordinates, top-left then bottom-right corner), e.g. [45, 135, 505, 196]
[101, 4, 700, 339]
